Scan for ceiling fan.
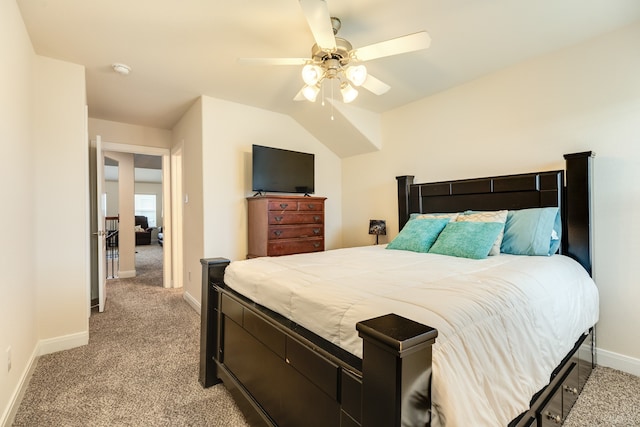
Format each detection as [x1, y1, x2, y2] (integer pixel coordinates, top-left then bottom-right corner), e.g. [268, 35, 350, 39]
[239, 0, 431, 104]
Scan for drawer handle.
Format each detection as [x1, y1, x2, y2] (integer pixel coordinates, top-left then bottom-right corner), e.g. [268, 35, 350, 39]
[313, 243, 321, 248]
[564, 385, 578, 395]
[274, 216, 283, 222]
[313, 228, 320, 235]
[313, 216, 320, 222]
[307, 204, 315, 209]
[545, 412, 562, 424]
[273, 230, 283, 237]
[280, 203, 288, 209]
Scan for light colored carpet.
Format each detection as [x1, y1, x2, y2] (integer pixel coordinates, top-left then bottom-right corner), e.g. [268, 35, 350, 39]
[12, 246, 249, 427]
[133, 244, 163, 286]
[12, 245, 640, 425]
[564, 365, 640, 426]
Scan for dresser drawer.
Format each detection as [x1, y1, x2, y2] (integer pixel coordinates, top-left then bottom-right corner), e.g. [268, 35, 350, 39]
[269, 212, 323, 225]
[269, 225, 323, 240]
[268, 200, 298, 211]
[268, 238, 324, 256]
[297, 200, 323, 211]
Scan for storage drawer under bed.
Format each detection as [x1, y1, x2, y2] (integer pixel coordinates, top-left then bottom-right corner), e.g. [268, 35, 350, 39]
[220, 293, 361, 427]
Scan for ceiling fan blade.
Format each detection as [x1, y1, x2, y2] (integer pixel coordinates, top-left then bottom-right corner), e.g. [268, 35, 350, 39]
[352, 31, 431, 62]
[299, 0, 336, 51]
[238, 57, 308, 66]
[361, 74, 391, 95]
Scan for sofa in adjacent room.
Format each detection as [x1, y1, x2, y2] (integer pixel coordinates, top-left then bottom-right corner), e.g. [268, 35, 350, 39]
[135, 215, 152, 245]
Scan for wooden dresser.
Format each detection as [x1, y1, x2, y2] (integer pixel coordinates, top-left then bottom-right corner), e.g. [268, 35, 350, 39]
[247, 195, 326, 258]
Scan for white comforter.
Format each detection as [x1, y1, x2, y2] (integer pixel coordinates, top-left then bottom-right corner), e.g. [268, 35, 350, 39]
[224, 245, 599, 427]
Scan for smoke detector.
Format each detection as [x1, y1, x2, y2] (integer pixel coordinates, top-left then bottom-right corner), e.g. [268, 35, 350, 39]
[111, 63, 132, 75]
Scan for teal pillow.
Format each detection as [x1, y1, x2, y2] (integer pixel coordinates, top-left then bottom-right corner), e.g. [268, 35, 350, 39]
[548, 209, 562, 255]
[386, 218, 450, 253]
[500, 207, 560, 256]
[428, 221, 504, 259]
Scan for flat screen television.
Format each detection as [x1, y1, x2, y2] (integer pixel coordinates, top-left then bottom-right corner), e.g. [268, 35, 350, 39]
[252, 144, 315, 194]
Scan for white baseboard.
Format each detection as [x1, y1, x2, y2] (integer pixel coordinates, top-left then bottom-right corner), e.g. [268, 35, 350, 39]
[596, 347, 640, 377]
[118, 269, 136, 279]
[38, 331, 89, 356]
[0, 346, 39, 427]
[1, 333, 88, 426]
[183, 290, 201, 315]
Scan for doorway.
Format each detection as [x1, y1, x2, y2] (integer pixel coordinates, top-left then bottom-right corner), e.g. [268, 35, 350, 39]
[90, 139, 174, 311]
[104, 153, 165, 281]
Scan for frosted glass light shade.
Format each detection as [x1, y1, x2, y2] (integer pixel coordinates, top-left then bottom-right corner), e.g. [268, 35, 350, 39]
[340, 83, 358, 103]
[302, 84, 320, 102]
[345, 65, 367, 86]
[301, 64, 323, 86]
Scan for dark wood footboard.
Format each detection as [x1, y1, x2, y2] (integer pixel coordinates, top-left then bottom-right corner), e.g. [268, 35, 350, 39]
[200, 258, 438, 427]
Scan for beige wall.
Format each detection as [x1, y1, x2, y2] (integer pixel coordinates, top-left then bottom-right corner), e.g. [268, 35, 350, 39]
[171, 98, 204, 303]
[34, 55, 88, 344]
[342, 22, 640, 373]
[174, 96, 344, 307]
[89, 118, 171, 149]
[200, 96, 343, 260]
[1, 3, 88, 423]
[0, 1, 37, 422]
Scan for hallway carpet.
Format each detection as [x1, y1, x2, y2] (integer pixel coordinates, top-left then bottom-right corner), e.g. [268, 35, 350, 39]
[12, 251, 249, 426]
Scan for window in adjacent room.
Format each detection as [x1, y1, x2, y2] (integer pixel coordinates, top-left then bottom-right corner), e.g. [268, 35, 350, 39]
[134, 194, 157, 227]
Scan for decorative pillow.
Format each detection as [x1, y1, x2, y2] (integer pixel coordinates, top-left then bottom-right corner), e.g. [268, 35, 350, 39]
[409, 212, 459, 222]
[549, 209, 562, 255]
[428, 221, 505, 259]
[134, 225, 144, 232]
[501, 207, 561, 256]
[456, 210, 508, 255]
[386, 218, 450, 253]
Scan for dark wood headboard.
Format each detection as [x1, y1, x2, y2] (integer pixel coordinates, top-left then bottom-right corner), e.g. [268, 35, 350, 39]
[397, 152, 594, 275]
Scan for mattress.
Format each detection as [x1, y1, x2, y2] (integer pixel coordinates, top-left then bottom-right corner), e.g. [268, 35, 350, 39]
[224, 245, 599, 427]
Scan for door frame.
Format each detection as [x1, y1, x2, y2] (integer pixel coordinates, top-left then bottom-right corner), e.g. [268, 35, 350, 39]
[100, 141, 173, 288]
[170, 143, 184, 289]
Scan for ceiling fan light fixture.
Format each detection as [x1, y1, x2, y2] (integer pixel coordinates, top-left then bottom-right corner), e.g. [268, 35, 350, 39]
[340, 82, 358, 103]
[301, 64, 323, 86]
[302, 84, 321, 102]
[345, 65, 367, 86]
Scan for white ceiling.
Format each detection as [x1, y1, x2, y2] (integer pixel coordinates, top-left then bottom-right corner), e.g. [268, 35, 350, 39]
[17, 0, 640, 131]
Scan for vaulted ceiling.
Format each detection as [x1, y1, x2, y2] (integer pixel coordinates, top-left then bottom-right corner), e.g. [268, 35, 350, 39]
[17, 0, 640, 155]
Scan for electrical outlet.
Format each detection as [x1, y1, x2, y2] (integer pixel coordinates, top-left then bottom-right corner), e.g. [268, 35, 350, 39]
[6, 346, 11, 372]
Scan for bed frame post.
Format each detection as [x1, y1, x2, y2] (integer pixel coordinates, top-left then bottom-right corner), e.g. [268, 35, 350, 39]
[357, 313, 438, 427]
[563, 152, 595, 276]
[199, 257, 230, 388]
[396, 175, 415, 231]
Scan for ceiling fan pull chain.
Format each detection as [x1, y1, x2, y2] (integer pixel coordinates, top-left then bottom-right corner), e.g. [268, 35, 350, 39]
[331, 82, 335, 120]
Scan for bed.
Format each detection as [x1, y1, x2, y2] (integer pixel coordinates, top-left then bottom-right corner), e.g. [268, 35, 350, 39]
[199, 151, 597, 427]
